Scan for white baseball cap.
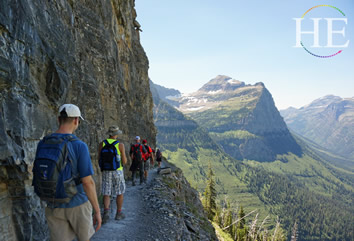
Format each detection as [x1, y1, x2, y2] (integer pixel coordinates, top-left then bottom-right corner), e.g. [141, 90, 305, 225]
[135, 136, 140, 140]
[59, 104, 84, 120]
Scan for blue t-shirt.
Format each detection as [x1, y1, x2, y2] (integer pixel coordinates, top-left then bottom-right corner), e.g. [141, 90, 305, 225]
[48, 133, 94, 208]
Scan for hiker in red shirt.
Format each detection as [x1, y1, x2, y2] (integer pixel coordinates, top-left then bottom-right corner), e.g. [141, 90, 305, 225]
[129, 136, 146, 185]
[142, 139, 154, 183]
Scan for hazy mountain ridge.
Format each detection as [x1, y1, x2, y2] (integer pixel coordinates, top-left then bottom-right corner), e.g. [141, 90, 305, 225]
[280, 95, 354, 160]
[149, 79, 181, 107]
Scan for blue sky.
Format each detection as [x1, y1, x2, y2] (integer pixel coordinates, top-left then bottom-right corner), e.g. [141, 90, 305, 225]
[135, 0, 354, 109]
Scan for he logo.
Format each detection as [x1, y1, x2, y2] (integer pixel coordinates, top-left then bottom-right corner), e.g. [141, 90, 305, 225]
[293, 5, 349, 58]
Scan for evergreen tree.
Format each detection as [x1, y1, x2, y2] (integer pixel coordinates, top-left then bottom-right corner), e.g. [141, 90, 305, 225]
[223, 201, 233, 236]
[238, 206, 246, 229]
[236, 206, 247, 241]
[203, 162, 217, 220]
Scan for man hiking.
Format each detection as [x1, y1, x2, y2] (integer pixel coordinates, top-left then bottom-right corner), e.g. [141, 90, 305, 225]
[142, 139, 154, 182]
[33, 104, 101, 241]
[98, 126, 127, 224]
[129, 136, 146, 185]
[156, 148, 162, 168]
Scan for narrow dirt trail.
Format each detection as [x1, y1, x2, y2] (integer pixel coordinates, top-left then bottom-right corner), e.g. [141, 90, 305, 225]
[91, 163, 170, 241]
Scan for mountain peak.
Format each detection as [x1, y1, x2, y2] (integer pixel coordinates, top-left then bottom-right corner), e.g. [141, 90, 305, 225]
[198, 75, 245, 93]
[303, 95, 342, 109]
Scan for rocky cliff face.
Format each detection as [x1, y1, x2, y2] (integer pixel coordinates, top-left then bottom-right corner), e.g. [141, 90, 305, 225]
[237, 85, 302, 161]
[0, 0, 156, 240]
[142, 163, 217, 240]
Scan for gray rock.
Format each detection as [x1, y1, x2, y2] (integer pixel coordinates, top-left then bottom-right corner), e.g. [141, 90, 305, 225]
[158, 167, 172, 175]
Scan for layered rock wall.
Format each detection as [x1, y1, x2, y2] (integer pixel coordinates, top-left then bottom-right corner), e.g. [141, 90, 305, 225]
[0, 0, 156, 240]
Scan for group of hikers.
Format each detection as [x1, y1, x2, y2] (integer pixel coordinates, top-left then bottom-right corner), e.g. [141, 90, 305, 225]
[32, 104, 163, 241]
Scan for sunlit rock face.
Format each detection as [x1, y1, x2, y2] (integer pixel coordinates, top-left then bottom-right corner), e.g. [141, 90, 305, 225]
[0, 0, 155, 239]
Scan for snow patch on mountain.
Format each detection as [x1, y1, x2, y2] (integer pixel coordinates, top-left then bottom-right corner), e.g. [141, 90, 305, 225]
[187, 107, 205, 111]
[208, 89, 222, 95]
[227, 79, 241, 84]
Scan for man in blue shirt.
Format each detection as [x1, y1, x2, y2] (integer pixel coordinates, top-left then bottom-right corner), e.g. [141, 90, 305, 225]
[40, 104, 101, 241]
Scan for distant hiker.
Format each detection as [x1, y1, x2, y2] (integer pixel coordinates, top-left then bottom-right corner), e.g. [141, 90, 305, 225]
[98, 126, 127, 224]
[156, 148, 162, 168]
[33, 104, 101, 241]
[142, 139, 154, 181]
[129, 136, 147, 185]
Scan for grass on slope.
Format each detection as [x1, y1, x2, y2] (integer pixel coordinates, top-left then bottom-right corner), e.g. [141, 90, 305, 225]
[210, 130, 258, 141]
[163, 148, 275, 223]
[187, 89, 261, 131]
[245, 152, 354, 204]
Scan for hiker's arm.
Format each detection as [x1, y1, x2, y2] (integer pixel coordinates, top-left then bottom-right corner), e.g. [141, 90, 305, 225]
[129, 145, 134, 160]
[97, 142, 103, 162]
[119, 143, 127, 165]
[82, 175, 102, 232]
[151, 149, 154, 162]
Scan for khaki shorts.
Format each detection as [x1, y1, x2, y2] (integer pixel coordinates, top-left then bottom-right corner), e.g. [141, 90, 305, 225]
[143, 159, 150, 171]
[45, 201, 94, 241]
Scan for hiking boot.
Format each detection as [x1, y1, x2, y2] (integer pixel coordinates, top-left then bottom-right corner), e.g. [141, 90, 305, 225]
[115, 212, 125, 220]
[102, 210, 110, 224]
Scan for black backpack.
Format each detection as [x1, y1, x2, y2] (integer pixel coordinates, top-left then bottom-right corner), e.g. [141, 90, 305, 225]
[132, 143, 143, 162]
[99, 140, 121, 171]
[32, 135, 80, 204]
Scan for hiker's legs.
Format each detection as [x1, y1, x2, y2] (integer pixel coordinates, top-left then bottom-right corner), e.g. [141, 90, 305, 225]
[101, 171, 114, 224]
[116, 194, 123, 212]
[139, 161, 144, 183]
[115, 194, 125, 220]
[115, 170, 126, 220]
[102, 171, 114, 209]
[143, 160, 150, 182]
[131, 171, 136, 184]
[103, 195, 110, 209]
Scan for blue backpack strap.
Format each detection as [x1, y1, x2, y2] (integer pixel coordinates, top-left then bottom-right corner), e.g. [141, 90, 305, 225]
[63, 135, 80, 185]
[112, 140, 119, 146]
[103, 139, 109, 146]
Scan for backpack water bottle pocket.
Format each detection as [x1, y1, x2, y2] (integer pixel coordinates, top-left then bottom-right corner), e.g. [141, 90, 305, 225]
[58, 163, 78, 201]
[63, 177, 78, 199]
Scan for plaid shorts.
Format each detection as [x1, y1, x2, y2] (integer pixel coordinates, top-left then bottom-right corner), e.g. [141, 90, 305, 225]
[101, 170, 125, 197]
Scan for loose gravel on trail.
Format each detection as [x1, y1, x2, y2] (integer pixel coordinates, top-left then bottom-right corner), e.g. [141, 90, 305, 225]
[91, 163, 178, 241]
